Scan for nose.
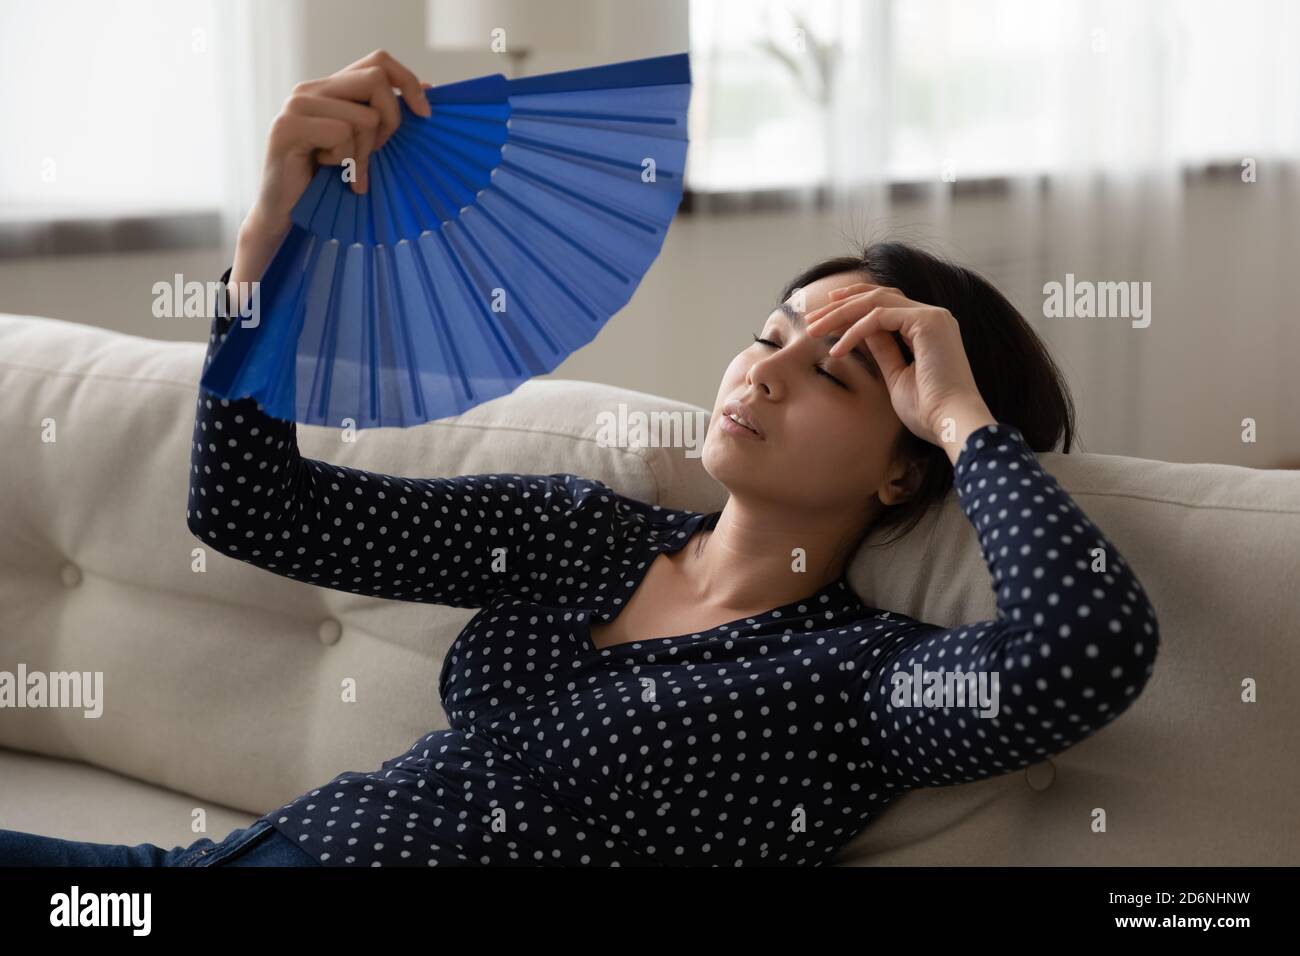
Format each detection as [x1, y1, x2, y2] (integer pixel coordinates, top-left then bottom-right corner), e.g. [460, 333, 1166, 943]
[745, 348, 788, 401]
[745, 362, 776, 401]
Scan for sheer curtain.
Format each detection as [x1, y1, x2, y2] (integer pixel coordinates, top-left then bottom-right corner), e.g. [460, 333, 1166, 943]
[212, 0, 304, 250]
[691, 0, 1300, 457]
[827, 0, 1299, 199]
[0, 0, 301, 252]
[829, 0, 1300, 454]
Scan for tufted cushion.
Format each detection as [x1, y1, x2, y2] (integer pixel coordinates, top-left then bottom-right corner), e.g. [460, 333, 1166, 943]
[0, 311, 1296, 863]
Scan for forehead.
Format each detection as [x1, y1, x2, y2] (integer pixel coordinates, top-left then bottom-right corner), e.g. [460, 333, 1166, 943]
[766, 272, 884, 378]
[783, 271, 866, 310]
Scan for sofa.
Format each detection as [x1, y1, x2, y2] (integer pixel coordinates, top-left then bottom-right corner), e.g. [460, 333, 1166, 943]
[1, 309, 1296, 865]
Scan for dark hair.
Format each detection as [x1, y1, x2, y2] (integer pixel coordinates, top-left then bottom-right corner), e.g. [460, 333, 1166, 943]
[765, 239, 1077, 564]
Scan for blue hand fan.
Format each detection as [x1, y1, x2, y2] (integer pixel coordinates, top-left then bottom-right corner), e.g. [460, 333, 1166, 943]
[200, 52, 691, 428]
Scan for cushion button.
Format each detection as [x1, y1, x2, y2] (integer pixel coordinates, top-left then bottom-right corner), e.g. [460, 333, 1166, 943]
[1025, 759, 1056, 792]
[318, 618, 342, 646]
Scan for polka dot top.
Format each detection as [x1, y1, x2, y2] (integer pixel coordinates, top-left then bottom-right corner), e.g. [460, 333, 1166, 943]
[186, 267, 1160, 866]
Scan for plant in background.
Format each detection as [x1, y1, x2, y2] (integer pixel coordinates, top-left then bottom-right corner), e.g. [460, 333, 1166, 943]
[753, 6, 838, 108]
[753, 5, 841, 198]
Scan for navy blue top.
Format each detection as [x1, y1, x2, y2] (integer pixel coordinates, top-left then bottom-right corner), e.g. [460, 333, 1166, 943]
[187, 266, 1160, 866]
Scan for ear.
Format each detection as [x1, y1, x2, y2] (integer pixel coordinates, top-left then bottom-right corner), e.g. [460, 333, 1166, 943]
[877, 452, 924, 507]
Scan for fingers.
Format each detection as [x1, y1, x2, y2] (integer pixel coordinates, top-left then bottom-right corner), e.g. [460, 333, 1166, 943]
[862, 326, 911, 382]
[370, 51, 431, 119]
[805, 286, 907, 332]
[311, 68, 402, 149]
[336, 49, 432, 120]
[290, 51, 436, 196]
[827, 282, 877, 299]
[284, 50, 433, 197]
[826, 305, 910, 357]
[273, 114, 356, 160]
[285, 92, 382, 131]
[285, 94, 382, 193]
[804, 284, 884, 323]
[355, 123, 378, 193]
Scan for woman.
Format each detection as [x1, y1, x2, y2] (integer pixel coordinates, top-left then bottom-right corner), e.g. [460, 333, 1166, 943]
[0, 50, 1159, 867]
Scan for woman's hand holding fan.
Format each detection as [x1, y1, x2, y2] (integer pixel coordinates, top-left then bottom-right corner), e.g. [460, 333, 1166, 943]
[230, 49, 433, 313]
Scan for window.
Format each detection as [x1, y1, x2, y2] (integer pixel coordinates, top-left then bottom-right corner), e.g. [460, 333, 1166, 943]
[687, 0, 1300, 193]
[0, 0, 226, 218]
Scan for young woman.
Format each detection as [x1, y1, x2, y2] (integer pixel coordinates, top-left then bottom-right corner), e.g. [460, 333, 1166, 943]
[0, 51, 1159, 867]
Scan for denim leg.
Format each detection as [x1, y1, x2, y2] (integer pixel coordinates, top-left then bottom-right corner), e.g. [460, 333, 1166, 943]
[216, 824, 319, 867]
[0, 819, 318, 868]
[0, 827, 191, 866]
[175, 819, 317, 867]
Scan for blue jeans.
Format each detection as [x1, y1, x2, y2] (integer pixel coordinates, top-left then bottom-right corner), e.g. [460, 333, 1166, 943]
[0, 818, 318, 867]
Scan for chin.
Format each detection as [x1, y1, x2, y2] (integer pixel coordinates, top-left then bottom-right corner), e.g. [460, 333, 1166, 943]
[701, 442, 761, 489]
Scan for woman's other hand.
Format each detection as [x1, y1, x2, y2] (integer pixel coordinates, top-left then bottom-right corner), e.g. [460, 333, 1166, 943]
[803, 282, 997, 463]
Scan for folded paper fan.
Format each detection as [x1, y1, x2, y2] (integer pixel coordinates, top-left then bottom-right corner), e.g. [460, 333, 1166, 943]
[200, 52, 691, 428]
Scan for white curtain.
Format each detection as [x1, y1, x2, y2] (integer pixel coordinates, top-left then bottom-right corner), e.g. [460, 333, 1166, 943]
[687, 0, 1300, 457]
[0, 0, 301, 256]
[828, 0, 1300, 192]
[205, 0, 305, 253]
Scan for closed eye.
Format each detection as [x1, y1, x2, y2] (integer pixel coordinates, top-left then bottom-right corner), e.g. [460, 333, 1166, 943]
[751, 332, 849, 389]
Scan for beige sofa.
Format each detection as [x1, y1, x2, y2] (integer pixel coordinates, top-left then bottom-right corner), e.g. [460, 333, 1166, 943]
[1, 310, 1296, 865]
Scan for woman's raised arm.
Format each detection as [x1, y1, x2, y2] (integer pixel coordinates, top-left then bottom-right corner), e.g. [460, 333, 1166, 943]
[839, 421, 1160, 789]
[186, 274, 596, 609]
[185, 50, 585, 608]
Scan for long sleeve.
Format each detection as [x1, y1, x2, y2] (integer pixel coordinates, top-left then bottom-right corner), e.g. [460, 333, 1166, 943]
[841, 421, 1160, 790]
[185, 266, 622, 609]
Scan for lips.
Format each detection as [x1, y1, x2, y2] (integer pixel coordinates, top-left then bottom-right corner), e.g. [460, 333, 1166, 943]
[722, 399, 765, 439]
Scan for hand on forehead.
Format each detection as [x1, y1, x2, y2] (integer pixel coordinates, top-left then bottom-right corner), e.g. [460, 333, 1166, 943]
[785, 277, 882, 316]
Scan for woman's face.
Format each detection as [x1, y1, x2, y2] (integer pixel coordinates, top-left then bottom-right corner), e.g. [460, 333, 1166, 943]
[702, 270, 916, 531]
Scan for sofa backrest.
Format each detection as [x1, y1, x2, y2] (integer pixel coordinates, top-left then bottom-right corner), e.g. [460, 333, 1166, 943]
[1, 311, 1296, 864]
[842, 425, 1300, 864]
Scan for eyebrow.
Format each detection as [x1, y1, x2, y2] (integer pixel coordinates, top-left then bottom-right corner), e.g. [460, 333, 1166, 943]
[776, 302, 880, 378]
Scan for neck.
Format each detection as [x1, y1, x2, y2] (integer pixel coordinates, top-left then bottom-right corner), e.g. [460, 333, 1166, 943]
[674, 496, 872, 612]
